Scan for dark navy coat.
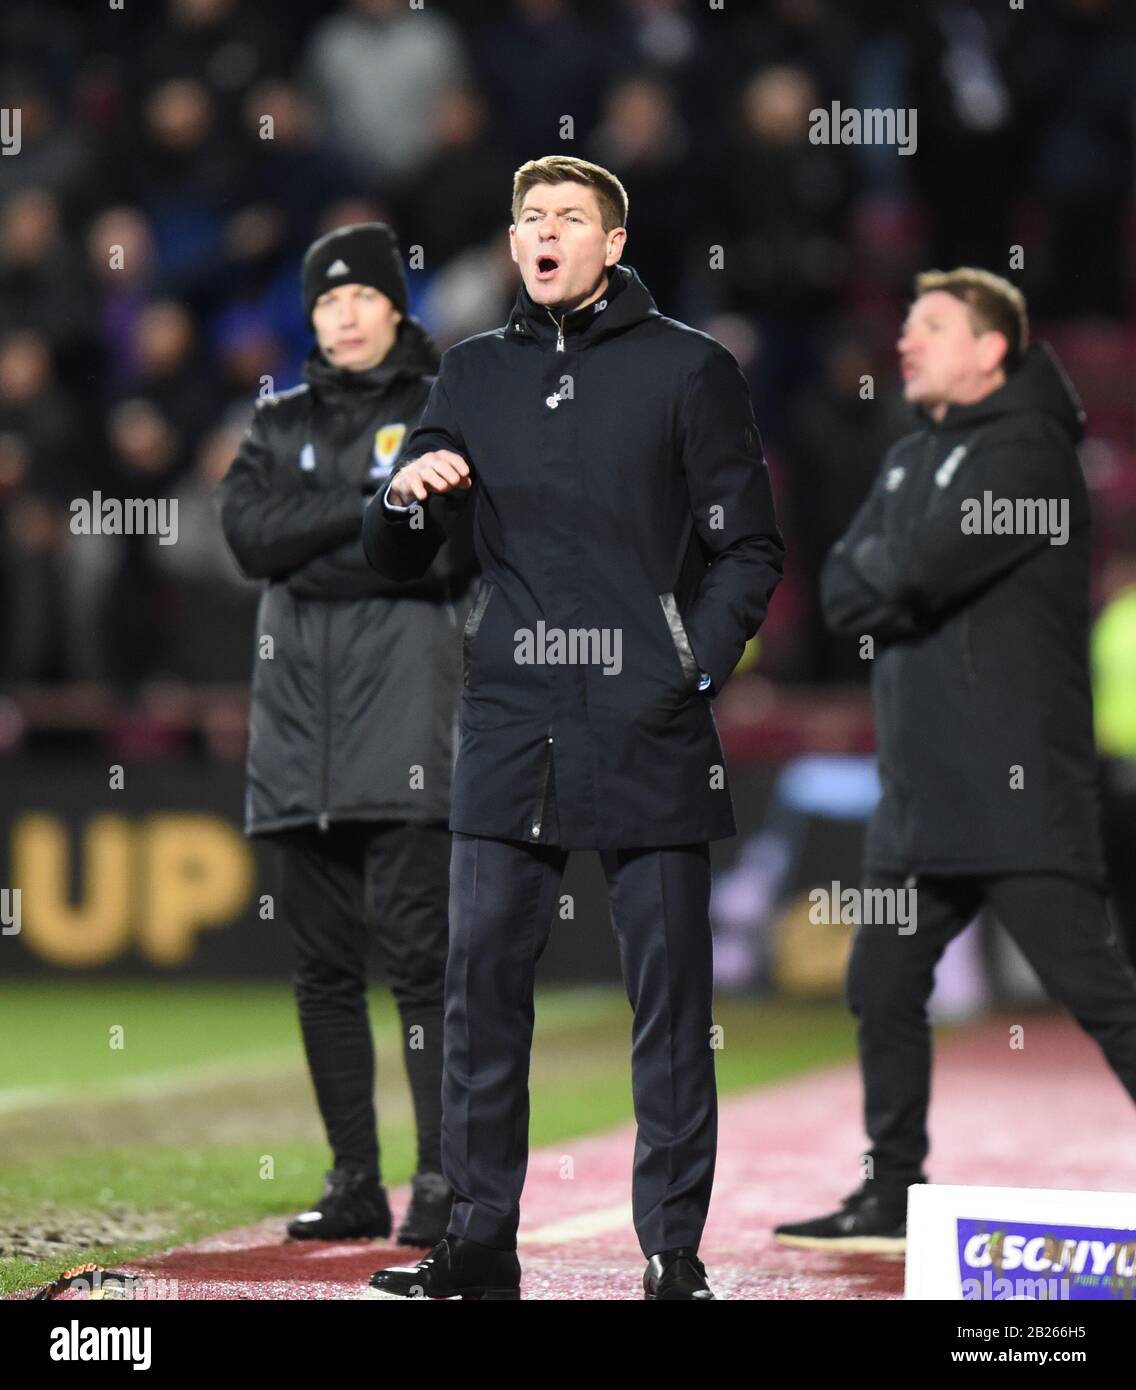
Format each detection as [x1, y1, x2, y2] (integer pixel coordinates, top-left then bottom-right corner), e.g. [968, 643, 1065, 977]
[821, 343, 1105, 884]
[363, 264, 784, 850]
[219, 320, 475, 835]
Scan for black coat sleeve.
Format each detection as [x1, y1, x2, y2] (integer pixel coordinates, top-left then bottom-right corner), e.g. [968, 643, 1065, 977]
[217, 400, 365, 580]
[287, 502, 478, 598]
[819, 465, 927, 640]
[678, 345, 785, 694]
[847, 428, 1071, 619]
[286, 534, 396, 598]
[362, 371, 474, 582]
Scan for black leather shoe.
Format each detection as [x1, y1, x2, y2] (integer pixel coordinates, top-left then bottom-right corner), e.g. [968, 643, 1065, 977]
[644, 1247, 716, 1300]
[397, 1171, 454, 1247]
[368, 1235, 521, 1300]
[773, 1178, 921, 1253]
[286, 1167, 392, 1241]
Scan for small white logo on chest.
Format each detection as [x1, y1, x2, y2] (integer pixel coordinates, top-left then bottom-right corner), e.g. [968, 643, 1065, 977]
[935, 445, 968, 488]
[885, 465, 905, 492]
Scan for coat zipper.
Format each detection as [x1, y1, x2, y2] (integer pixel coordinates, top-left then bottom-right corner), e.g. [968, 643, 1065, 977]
[892, 435, 940, 867]
[307, 387, 342, 834]
[536, 307, 562, 833]
[319, 607, 332, 831]
[529, 733, 554, 839]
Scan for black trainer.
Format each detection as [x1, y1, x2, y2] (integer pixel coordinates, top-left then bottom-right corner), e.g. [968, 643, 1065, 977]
[644, 1247, 716, 1300]
[396, 1171, 454, 1248]
[286, 1167, 392, 1241]
[367, 1235, 521, 1300]
[773, 1179, 920, 1253]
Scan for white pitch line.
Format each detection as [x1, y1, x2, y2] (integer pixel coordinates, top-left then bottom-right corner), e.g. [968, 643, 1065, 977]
[0, 1050, 299, 1114]
[517, 1201, 632, 1244]
[0, 990, 625, 1116]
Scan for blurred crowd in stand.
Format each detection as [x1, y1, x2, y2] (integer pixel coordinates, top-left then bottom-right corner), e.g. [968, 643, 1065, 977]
[0, 0, 1131, 699]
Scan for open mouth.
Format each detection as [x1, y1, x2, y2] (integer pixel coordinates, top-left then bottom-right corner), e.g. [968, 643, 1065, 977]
[535, 254, 561, 280]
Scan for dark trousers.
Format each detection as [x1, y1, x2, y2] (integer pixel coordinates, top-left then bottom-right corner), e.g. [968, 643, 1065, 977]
[442, 832, 716, 1257]
[271, 821, 451, 1180]
[847, 871, 1136, 1196]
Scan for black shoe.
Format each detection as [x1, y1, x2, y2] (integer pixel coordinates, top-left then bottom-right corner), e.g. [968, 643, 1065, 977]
[396, 1171, 454, 1248]
[773, 1179, 919, 1253]
[286, 1167, 392, 1241]
[367, 1235, 521, 1300]
[644, 1247, 716, 1300]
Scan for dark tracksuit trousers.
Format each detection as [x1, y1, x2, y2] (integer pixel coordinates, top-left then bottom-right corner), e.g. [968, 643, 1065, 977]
[441, 786, 717, 1258]
[847, 871, 1136, 1199]
[270, 820, 451, 1180]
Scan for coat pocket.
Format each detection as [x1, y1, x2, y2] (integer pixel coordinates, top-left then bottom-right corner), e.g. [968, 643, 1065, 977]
[462, 580, 495, 687]
[658, 591, 701, 693]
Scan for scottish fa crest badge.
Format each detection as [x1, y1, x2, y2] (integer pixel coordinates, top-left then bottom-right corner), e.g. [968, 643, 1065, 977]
[367, 422, 407, 482]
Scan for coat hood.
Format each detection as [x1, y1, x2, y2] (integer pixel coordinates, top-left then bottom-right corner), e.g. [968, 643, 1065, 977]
[505, 262, 659, 349]
[302, 315, 441, 404]
[930, 341, 1086, 444]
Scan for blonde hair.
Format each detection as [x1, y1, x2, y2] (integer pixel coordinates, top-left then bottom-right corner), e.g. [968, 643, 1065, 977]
[914, 266, 1028, 370]
[512, 155, 629, 233]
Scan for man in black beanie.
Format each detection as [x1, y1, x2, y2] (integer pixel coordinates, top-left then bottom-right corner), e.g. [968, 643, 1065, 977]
[219, 223, 475, 1247]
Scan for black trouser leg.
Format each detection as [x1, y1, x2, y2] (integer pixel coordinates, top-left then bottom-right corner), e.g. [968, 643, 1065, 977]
[984, 873, 1136, 1106]
[442, 833, 566, 1251]
[275, 824, 379, 1178]
[845, 873, 981, 1194]
[365, 820, 451, 1175]
[600, 842, 717, 1257]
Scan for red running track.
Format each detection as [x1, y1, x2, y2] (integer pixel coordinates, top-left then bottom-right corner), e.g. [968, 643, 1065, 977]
[25, 1013, 1136, 1300]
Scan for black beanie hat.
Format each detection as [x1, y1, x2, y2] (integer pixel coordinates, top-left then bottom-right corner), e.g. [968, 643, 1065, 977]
[301, 222, 409, 323]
